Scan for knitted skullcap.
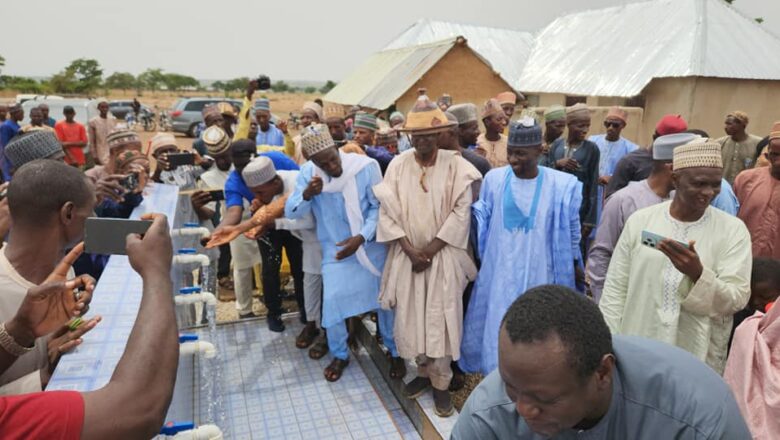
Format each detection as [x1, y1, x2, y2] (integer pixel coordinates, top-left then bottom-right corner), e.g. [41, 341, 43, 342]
[107, 129, 141, 151]
[242, 156, 277, 187]
[202, 126, 230, 155]
[673, 139, 723, 170]
[507, 117, 542, 148]
[300, 124, 336, 158]
[5, 130, 64, 168]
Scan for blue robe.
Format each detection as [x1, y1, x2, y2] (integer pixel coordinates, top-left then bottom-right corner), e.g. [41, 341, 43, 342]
[590, 134, 639, 237]
[255, 124, 285, 146]
[460, 166, 583, 374]
[285, 158, 387, 328]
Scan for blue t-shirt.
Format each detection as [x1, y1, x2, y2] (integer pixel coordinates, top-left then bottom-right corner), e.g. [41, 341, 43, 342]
[224, 151, 299, 208]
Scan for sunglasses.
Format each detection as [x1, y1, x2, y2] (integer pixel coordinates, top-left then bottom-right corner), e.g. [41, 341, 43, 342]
[604, 121, 622, 129]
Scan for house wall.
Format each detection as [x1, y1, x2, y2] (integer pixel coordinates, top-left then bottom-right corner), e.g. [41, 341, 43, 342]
[394, 44, 515, 115]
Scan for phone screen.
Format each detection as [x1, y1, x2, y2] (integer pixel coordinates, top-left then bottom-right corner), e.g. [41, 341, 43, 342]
[166, 153, 195, 167]
[208, 189, 225, 201]
[84, 218, 153, 255]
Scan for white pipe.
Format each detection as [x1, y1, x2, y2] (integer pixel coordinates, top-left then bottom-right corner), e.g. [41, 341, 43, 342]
[179, 341, 216, 358]
[169, 424, 223, 440]
[174, 291, 217, 306]
[172, 254, 210, 267]
[170, 227, 211, 239]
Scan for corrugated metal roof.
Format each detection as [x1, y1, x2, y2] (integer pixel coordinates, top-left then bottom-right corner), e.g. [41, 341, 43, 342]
[518, 0, 780, 97]
[384, 18, 534, 88]
[325, 38, 457, 109]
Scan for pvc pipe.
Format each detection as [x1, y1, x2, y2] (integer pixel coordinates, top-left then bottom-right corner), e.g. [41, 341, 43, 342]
[179, 341, 216, 359]
[174, 291, 217, 306]
[170, 226, 211, 239]
[172, 254, 210, 267]
[170, 425, 223, 440]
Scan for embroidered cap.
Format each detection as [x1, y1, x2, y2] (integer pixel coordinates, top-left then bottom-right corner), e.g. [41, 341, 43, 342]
[242, 156, 277, 187]
[5, 130, 64, 168]
[202, 126, 231, 155]
[673, 139, 723, 170]
[508, 117, 542, 148]
[301, 124, 336, 158]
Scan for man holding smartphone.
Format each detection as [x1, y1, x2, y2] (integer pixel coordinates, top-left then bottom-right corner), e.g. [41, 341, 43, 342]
[600, 139, 752, 373]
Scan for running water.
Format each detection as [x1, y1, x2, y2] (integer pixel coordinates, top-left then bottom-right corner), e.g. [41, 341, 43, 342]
[200, 264, 228, 437]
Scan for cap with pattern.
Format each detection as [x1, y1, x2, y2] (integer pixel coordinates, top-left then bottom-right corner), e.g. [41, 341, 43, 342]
[508, 117, 542, 148]
[115, 150, 149, 171]
[481, 98, 504, 120]
[302, 101, 323, 121]
[652, 133, 701, 161]
[5, 130, 64, 168]
[375, 127, 398, 146]
[605, 106, 628, 124]
[353, 112, 378, 132]
[448, 103, 478, 125]
[301, 124, 336, 158]
[242, 156, 277, 187]
[254, 99, 270, 112]
[544, 105, 566, 122]
[727, 111, 749, 126]
[566, 103, 590, 123]
[324, 104, 346, 121]
[216, 102, 236, 117]
[107, 129, 141, 151]
[149, 132, 177, 156]
[400, 95, 456, 135]
[673, 139, 723, 170]
[769, 121, 780, 141]
[496, 91, 517, 106]
[202, 126, 230, 155]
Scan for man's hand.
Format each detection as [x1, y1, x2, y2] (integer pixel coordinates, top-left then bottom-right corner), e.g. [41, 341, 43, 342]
[95, 175, 128, 204]
[581, 225, 593, 240]
[657, 240, 703, 282]
[156, 153, 172, 172]
[206, 225, 242, 248]
[277, 119, 288, 135]
[7, 275, 96, 348]
[598, 175, 611, 185]
[190, 190, 212, 211]
[246, 79, 258, 101]
[126, 213, 173, 277]
[47, 316, 101, 366]
[194, 151, 213, 170]
[303, 176, 323, 201]
[249, 198, 263, 214]
[574, 263, 586, 290]
[335, 235, 365, 261]
[556, 158, 579, 172]
[0, 191, 10, 240]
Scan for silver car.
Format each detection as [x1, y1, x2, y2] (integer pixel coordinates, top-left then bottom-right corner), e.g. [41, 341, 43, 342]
[21, 98, 102, 125]
[169, 97, 241, 137]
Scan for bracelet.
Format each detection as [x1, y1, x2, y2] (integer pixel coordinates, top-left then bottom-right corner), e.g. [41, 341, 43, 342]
[0, 323, 35, 357]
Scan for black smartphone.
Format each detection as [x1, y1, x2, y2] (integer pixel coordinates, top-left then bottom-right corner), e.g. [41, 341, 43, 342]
[207, 189, 225, 201]
[119, 173, 139, 192]
[166, 153, 195, 168]
[84, 218, 153, 255]
[257, 75, 271, 91]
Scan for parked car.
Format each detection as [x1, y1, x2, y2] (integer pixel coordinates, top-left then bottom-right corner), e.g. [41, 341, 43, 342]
[16, 94, 64, 104]
[169, 98, 241, 137]
[108, 100, 152, 120]
[21, 98, 101, 126]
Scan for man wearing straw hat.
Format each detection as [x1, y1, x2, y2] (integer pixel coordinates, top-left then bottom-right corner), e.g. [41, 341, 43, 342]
[600, 139, 752, 374]
[374, 95, 481, 416]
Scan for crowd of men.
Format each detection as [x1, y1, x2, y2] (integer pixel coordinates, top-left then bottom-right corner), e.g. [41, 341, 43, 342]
[0, 79, 778, 438]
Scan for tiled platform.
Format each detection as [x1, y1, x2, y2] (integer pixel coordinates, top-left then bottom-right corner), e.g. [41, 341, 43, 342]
[190, 319, 410, 439]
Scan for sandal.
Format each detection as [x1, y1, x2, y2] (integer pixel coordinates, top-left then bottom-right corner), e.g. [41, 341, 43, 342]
[295, 322, 319, 349]
[388, 355, 407, 380]
[324, 358, 349, 382]
[308, 335, 329, 360]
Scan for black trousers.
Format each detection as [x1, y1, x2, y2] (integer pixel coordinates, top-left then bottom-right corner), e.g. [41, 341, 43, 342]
[257, 229, 305, 320]
[217, 243, 231, 278]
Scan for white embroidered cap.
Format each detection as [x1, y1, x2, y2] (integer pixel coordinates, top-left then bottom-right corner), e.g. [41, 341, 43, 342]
[242, 156, 277, 187]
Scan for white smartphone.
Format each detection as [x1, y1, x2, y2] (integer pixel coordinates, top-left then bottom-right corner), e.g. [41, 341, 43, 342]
[641, 230, 690, 250]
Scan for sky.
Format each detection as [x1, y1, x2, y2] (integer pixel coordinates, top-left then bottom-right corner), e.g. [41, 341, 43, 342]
[1, 0, 776, 82]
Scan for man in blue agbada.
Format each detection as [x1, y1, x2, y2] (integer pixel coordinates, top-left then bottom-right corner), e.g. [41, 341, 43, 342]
[285, 124, 406, 382]
[460, 117, 584, 375]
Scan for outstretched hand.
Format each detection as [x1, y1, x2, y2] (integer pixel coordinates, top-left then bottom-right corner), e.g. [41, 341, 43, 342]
[206, 225, 243, 248]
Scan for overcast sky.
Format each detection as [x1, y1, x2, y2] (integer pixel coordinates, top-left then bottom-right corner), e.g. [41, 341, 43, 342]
[1, 0, 775, 82]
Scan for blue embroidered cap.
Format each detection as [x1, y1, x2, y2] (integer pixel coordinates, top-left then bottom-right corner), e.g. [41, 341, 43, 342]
[508, 116, 542, 148]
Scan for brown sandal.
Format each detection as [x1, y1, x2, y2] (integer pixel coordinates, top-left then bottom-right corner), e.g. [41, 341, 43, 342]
[308, 336, 329, 360]
[295, 323, 319, 349]
[324, 358, 349, 382]
[388, 355, 407, 380]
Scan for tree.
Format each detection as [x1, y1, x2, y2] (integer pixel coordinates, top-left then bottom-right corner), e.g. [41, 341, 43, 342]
[304, 86, 316, 94]
[104, 72, 136, 91]
[137, 68, 166, 91]
[755, 17, 764, 24]
[319, 80, 336, 94]
[0, 76, 48, 93]
[271, 80, 290, 93]
[162, 73, 199, 91]
[50, 58, 103, 94]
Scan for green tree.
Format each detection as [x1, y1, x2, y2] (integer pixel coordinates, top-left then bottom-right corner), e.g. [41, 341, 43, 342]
[271, 80, 290, 93]
[304, 86, 316, 94]
[319, 80, 336, 94]
[104, 72, 136, 91]
[50, 58, 103, 94]
[755, 17, 764, 24]
[162, 73, 199, 91]
[137, 68, 166, 91]
[0, 75, 48, 93]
